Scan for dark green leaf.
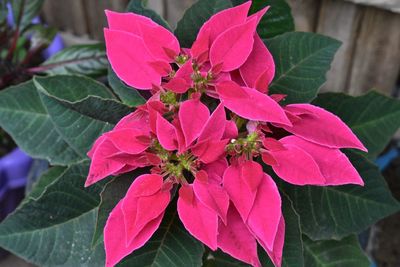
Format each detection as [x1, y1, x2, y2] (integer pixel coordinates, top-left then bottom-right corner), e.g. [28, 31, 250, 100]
[32, 75, 117, 164]
[281, 152, 400, 240]
[266, 32, 341, 104]
[0, 164, 105, 267]
[232, 0, 294, 39]
[92, 169, 149, 247]
[118, 205, 204, 267]
[312, 91, 400, 158]
[0, 76, 116, 165]
[126, 0, 170, 30]
[303, 235, 370, 267]
[0, 0, 8, 23]
[108, 68, 145, 107]
[11, 0, 44, 31]
[175, 0, 232, 48]
[28, 165, 66, 200]
[38, 44, 108, 77]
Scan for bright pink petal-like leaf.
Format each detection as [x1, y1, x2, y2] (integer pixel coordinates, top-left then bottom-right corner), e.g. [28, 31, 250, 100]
[175, 59, 194, 84]
[177, 185, 218, 250]
[241, 160, 264, 191]
[216, 81, 291, 125]
[192, 139, 229, 164]
[265, 142, 326, 185]
[240, 34, 275, 92]
[218, 206, 261, 267]
[105, 29, 161, 90]
[198, 103, 226, 142]
[197, 1, 251, 44]
[223, 164, 256, 221]
[148, 60, 172, 76]
[247, 174, 281, 250]
[193, 177, 229, 224]
[163, 77, 190, 93]
[115, 109, 150, 133]
[105, 10, 157, 35]
[139, 22, 180, 62]
[210, 17, 258, 72]
[282, 136, 364, 185]
[121, 175, 170, 243]
[247, 6, 269, 24]
[104, 200, 164, 267]
[107, 129, 150, 154]
[282, 104, 367, 151]
[156, 113, 178, 151]
[86, 138, 124, 187]
[223, 120, 239, 139]
[179, 98, 210, 146]
[203, 157, 228, 184]
[259, 216, 285, 267]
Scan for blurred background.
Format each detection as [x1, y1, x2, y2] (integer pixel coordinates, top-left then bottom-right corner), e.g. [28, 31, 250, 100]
[1, 0, 399, 266]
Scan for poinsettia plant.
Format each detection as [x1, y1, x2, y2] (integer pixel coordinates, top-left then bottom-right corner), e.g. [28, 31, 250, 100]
[0, 0, 399, 267]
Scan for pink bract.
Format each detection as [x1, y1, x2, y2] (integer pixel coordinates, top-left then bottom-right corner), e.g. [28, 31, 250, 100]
[88, 2, 369, 267]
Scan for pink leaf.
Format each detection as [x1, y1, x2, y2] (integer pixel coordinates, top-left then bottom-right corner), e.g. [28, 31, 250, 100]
[179, 98, 210, 146]
[104, 200, 164, 267]
[264, 140, 326, 185]
[281, 104, 367, 151]
[105, 10, 157, 35]
[247, 174, 282, 250]
[240, 34, 275, 92]
[259, 216, 285, 267]
[282, 136, 364, 185]
[196, 1, 252, 45]
[223, 120, 239, 140]
[156, 113, 178, 151]
[121, 174, 170, 244]
[177, 185, 218, 250]
[191, 139, 229, 164]
[86, 138, 124, 187]
[163, 77, 190, 93]
[139, 22, 180, 62]
[203, 157, 228, 184]
[218, 206, 261, 267]
[241, 160, 264, 191]
[193, 177, 230, 224]
[210, 17, 258, 72]
[107, 129, 150, 154]
[216, 81, 291, 125]
[198, 103, 226, 142]
[223, 163, 256, 221]
[105, 29, 161, 89]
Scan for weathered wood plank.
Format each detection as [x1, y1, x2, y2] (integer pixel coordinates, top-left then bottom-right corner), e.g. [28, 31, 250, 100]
[347, 6, 400, 95]
[344, 0, 400, 13]
[165, 0, 195, 29]
[287, 0, 320, 32]
[316, 0, 362, 92]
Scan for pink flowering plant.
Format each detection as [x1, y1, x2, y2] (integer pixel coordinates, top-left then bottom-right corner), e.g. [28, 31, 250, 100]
[0, 1, 399, 267]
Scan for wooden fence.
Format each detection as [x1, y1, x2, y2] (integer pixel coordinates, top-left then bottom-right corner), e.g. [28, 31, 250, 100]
[41, 0, 400, 96]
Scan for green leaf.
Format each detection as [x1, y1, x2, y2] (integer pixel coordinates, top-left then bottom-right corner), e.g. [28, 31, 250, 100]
[231, 0, 294, 39]
[175, 0, 232, 48]
[266, 32, 341, 104]
[32, 75, 120, 164]
[118, 205, 204, 267]
[0, 164, 106, 267]
[281, 152, 400, 240]
[126, 0, 170, 30]
[108, 68, 145, 107]
[28, 166, 67, 200]
[0, 76, 117, 165]
[38, 44, 108, 77]
[312, 91, 400, 158]
[303, 235, 370, 267]
[11, 0, 44, 31]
